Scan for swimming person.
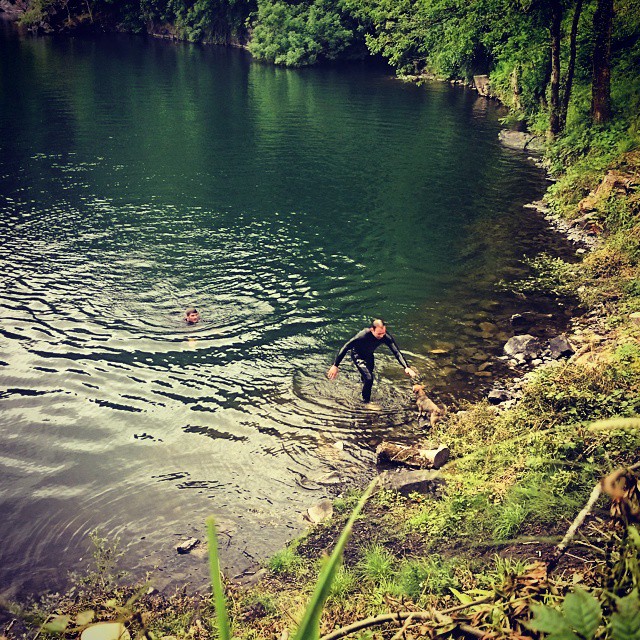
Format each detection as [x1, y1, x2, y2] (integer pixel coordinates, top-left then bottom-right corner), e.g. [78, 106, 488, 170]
[326, 318, 417, 404]
[184, 307, 200, 324]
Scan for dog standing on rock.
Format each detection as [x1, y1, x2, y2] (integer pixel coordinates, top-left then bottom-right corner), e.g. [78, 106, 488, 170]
[413, 384, 447, 427]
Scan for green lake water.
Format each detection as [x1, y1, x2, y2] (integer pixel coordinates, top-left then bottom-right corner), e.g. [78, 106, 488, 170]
[0, 21, 570, 596]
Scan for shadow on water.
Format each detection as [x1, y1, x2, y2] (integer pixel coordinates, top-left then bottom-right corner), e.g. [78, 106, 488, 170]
[0, 23, 574, 597]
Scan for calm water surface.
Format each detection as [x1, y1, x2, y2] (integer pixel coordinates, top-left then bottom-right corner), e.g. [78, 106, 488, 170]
[0, 22, 566, 596]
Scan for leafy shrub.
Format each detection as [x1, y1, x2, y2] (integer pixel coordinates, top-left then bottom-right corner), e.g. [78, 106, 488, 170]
[248, 0, 355, 66]
[397, 555, 462, 600]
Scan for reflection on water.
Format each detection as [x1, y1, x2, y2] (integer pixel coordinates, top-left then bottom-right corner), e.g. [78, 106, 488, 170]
[0, 23, 569, 597]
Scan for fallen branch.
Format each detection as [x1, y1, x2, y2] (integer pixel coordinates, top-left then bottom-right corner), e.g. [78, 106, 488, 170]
[319, 596, 491, 640]
[389, 613, 415, 640]
[548, 460, 640, 571]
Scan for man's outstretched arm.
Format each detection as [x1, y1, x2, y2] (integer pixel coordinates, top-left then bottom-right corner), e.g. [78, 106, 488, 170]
[327, 334, 358, 379]
[386, 334, 417, 377]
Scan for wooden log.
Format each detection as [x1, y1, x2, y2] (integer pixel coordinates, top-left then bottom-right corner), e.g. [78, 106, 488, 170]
[376, 442, 449, 469]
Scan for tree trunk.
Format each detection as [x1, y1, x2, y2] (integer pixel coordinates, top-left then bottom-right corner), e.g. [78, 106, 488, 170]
[511, 65, 522, 111]
[549, 0, 562, 138]
[560, 0, 583, 131]
[538, 51, 551, 109]
[591, 0, 613, 124]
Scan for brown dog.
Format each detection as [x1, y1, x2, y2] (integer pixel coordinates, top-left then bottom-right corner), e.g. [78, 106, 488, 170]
[413, 384, 447, 427]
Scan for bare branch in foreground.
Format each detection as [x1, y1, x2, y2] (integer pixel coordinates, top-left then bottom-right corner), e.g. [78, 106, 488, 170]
[319, 596, 491, 640]
[548, 460, 640, 571]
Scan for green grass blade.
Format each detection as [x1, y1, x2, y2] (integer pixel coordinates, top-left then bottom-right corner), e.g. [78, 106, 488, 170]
[292, 477, 378, 640]
[207, 517, 232, 640]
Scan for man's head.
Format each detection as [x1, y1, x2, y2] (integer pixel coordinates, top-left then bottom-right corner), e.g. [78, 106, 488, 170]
[185, 307, 200, 324]
[370, 318, 386, 339]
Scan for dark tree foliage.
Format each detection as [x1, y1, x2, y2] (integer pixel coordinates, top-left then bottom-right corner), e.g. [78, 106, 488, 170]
[18, 0, 256, 43]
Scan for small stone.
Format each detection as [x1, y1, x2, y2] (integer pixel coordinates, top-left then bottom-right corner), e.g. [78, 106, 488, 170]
[630, 312, 640, 327]
[488, 389, 511, 405]
[307, 499, 333, 524]
[81, 623, 131, 640]
[176, 538, 200, 554]
[332, 441, 345, 450]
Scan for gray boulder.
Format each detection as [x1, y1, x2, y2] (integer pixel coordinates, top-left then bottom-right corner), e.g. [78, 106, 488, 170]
[549, 335, 575, 359]
[498, 130, 544, 151]
[378, 469, 442, 496]
[473, 75, 491, 97]
[504, 334, 542, 359]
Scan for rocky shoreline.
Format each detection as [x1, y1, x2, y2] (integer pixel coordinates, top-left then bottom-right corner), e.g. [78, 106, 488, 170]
[473, 133, 604, 411]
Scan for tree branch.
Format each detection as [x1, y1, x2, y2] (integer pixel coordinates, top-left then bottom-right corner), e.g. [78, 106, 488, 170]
[548, 461, 640, 571]
[319, 597, 491, 640]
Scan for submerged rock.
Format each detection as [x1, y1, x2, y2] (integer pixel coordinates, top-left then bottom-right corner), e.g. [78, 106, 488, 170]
[176, 538, 200, 554]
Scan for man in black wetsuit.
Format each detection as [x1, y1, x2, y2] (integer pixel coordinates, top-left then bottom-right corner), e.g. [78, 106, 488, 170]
[326, 318, 417, 404]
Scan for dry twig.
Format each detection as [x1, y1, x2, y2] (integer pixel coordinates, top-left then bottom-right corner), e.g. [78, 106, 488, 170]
[548, 461, 640, 571]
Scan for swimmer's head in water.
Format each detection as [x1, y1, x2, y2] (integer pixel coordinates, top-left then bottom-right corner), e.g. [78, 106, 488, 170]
[185, 307, 200, 324]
